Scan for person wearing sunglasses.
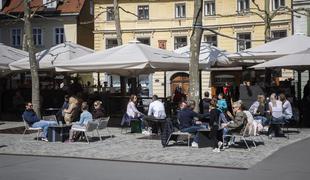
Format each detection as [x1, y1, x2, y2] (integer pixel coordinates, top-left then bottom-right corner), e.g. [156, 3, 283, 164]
[23, 102, 58, 141]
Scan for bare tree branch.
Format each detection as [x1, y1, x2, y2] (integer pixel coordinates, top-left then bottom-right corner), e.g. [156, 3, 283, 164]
[203, 27, 265, 42]
[119, 6, 139, 17]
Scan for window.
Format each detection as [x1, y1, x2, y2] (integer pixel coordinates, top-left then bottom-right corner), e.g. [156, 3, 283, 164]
[107, 7, 114, 21]
[204, 0, 215, 16]
[273, 0, 285, 10]
[32, 28, 43, 46]
[271, 30, 287, 40]
[44, 0, 58, 9]
[175, 3, 186, 18]
[90, 0, 94, 15]
[174, 36, 187, 50]
[137, 37, 150, 45]
[237, 33, 251, 51]
[55, 28, 64, 44]
[138, 5, 149, 20]
[11, 28, 21, 47]
[106, 39, 118, 49]
[204, 35, 217, 46]
[237, 0, 249, 13]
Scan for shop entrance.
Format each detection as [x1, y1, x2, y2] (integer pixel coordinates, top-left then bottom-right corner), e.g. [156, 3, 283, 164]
[170, 72, 189, 98]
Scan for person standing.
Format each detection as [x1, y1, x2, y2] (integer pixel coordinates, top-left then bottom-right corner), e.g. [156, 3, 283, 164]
[199, 91, 211, 120]
[209, 98, 223, 152]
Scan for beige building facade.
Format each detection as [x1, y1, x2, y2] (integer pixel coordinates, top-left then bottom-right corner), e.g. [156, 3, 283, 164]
[93, 0, 292, 97]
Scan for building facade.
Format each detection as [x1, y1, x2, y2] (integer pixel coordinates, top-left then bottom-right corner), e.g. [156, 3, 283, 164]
[93, 0, 292, 97]
[0, 0, 94, 51]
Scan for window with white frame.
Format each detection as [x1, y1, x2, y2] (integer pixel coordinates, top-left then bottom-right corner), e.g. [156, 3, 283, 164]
[137, 37, 150, 45]
[107, 7, 114, 21]
[237, 0, 249, 13]
[204, 0, 215, 16]
[174, 36, 187, 50]
[175, 3, 186, 18]
[106, 38, 118, 49]
[44, 0, 58, 9]
[33, 28, 43, 46]
[55, 27, 64, 44]
[204, 34, 217, 46]
[11, 28, 21, 47]
[271, 30, 287, 40]
[138, 5, 149, 20]
[272, 0, 285, 10]
[237, 33, 251, 51]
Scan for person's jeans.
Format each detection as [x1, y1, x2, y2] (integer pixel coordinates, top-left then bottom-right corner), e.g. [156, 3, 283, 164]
[254, 116, 270, 126]
[32, 120, 58, 138]
[181, 125, 204, 143]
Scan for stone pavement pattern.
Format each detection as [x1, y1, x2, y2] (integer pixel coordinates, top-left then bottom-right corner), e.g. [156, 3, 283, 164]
[0, 121, 310, 169]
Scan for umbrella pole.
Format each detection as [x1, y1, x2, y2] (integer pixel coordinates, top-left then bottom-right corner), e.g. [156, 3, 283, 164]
[199, 70, 202, 101]
[297, 71, 302, 102]
[164, 71, 167, 98]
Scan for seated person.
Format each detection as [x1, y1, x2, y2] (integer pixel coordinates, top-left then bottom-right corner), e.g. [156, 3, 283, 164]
[217, 93, 228, 113]
[63, 96, 80, 125]
[68, 102, 93, 142]
[279, 93, 293, 122]
[268, 93, 285, 137]
[121, 94, 145, 129]
[249, 95, 269, 126]
[56, 94, 69, 122]
[23, 102, 58, 141]
[92, 100, 106, 119]
[222, 101, 247, 145]
[177, 100, 205, 148]
[144, 95, 166, 134]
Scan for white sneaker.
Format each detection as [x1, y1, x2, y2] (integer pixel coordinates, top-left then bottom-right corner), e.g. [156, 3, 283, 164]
[41, 138, 48, 142]
[212, 148, 220, 153]
[218, 141, 223, 149]
[191, 142, 198, 148]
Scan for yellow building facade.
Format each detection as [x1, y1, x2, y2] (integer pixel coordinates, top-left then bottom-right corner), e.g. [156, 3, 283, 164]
[93, 0, 292, 97]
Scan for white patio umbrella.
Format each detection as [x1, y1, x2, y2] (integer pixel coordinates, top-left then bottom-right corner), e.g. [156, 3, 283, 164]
[229, 34, 310, 61]
[0, 43, 28, 70]
[174, 42, 231, 68]
[55, 41, 190, 76]
[0, 43, 28, 77]
[9, 42, 94, 71]
[251, 48, 310, 71]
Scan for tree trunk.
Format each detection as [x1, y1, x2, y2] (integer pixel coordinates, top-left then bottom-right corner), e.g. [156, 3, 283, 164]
[264, 0, 271, 43]
[189, 0, 203, 112]
[113, 0, 122, 45]
[24, 0, 41, 117]
[113, 0, 126, 95]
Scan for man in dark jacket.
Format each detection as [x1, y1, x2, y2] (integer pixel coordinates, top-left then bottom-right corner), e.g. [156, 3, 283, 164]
[23, 102, 57, 141]
[178, 100, 205, 147]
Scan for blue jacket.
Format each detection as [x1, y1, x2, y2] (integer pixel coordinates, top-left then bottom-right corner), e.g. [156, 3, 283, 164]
[23, 110, 40, 125]
[217, 99, 227, 112]
[77, 111, 93, 126]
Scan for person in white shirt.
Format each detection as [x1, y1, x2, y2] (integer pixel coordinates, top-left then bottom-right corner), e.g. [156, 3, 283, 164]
[148, 95, 166, 119]
[279, 93, 293, 120]
[268, 93, 285, 137]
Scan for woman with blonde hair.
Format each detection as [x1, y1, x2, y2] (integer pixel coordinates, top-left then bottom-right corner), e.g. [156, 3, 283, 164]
[268, 93, 285, 137]
[249, 94, 268, 126]
[63, 96, 80, 124]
